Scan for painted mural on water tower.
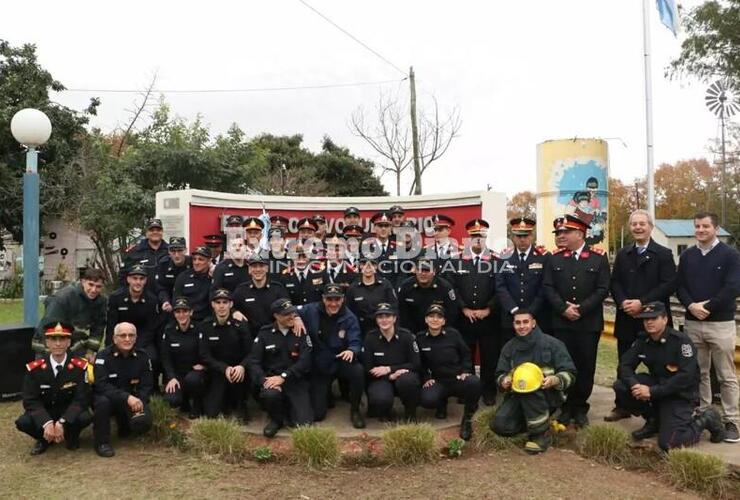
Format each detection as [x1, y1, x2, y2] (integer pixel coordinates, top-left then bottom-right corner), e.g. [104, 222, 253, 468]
[536, 139, 609, 252]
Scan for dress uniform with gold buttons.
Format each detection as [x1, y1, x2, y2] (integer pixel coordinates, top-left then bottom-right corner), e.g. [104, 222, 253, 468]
[425, 214, 460, 284]
[495, 217, 550, 342]
[453, 219, 500, 402]
[280, 247, 327, 305]
[16, 322, 92, 455]
[542, 214, 610, 427]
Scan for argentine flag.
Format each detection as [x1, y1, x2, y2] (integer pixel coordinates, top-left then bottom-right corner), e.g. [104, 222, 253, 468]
[656, 0, 679, 36]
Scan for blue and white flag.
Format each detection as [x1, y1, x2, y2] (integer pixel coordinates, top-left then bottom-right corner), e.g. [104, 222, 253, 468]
[656, 0, 679, 36]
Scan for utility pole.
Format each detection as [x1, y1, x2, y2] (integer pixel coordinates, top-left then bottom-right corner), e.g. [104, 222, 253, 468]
[409, 66, 422, 195]
[720, 105, 727, 227]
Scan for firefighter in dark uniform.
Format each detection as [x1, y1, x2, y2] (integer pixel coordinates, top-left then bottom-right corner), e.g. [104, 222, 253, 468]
[495, 217, 550, 346]
[367, 211, 398, 284]
[198, 289, 252, 420]
[155, 236, 191, 314]
[92, 321, 154, 458]
[490, 309, 576, 454]
[119, 218, 169, 292]
[33, 267, 107, 360]
[105, 265, 161, 369]
[342, 223, 364, 269]
[313, 213, 328, 241]
[173, 245, 213, 322]
[394, 220, 423, 286]
[247, 298, 313, 438]
[280, 246, 327, 305]
[212, 234, 250, 292]
[363, 303, 422, 421]
[324, 233, 358, 289]
[267, 227, 289, 276]
[543, 214, 610, 427]
[606, 210, 676, 422]
[342, 206, 362, 233]
[204, 234, 225, 266]
[242, 216, 265, 258]
[296, 216, 319, 245]
[232, 255, 291, 333]
[389, 204, 406, 228]
[614, 302, 726, 450]
[160, 297, 205, 418]
[397, 257, 460, 334]
[345, 257, 398, 337]
[297, 283, 365, 428]
[16, 322, 91, 455]
[426, 214, 460, 284]
[454, 218, 499, 404]
[417, 304, 481, 440]
[269, 214, 289, 233]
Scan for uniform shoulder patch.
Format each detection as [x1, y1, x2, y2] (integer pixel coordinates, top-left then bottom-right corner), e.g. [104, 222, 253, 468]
[680, 343, 693, 358]
[535, 245, 549, 256]
[304, 335, 312, 348]
[448, 289, 456, 301]
[590, 247, 605, 255]
[26, 359, 46, 372]
[70, 357, 88, 370]
[412, 340, 419, 353]
[553, 247, 566, 254]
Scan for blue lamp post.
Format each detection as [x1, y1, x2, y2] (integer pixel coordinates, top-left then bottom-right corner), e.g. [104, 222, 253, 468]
[10, 108, 52, 327]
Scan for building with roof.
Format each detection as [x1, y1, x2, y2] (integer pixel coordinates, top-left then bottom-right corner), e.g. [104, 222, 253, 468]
[652, 219, 732, 263]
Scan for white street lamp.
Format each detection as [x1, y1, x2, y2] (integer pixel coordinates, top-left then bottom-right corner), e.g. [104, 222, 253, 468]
[11, 108, 52, 325]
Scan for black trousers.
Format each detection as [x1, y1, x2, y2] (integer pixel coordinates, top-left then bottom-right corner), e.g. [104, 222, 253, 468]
[93, 394, 152, 445]
[311, 361, 364, 420]
[163, 370, 206, 410]
[615, 335, 636, 407]
[613, 374, 700, 451]
[258, 379, 313, 426]
[420, 376, 481, 414]
[15, 410, 92, 442]
[367, 372, 421, 416]
[491, 390, 553, 437]
[552, 329, 600, 414]
[459, 314, 499, 396]
[203, 371, 248, 418]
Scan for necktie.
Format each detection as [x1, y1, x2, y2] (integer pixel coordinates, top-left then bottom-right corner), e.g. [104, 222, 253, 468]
[55, 364, 62, 378]
[473, 256, 479, 268]
[519, 252, 526, 264]
[572, 252, 578, 261]
[637, 246, 646, 255]
[330, 269, 336, 282]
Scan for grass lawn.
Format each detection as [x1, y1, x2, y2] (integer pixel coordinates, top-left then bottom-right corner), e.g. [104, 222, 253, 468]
[0, 300, 25, 325]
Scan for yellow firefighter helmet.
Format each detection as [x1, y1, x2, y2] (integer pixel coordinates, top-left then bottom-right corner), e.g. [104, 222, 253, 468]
[511, 362, 544, 393]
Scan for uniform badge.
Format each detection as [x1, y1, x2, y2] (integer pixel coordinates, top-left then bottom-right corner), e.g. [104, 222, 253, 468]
[312, 278, 323, 285]
[131, 378, 140, 385]
[681, 344, 693, 358]
[305, 335, 312, 348]
[338, 330, 346, 339]
[412, 341, 419, 353]
[62, 381, 77, 389]
[666, 363, 679, 373]
[448, 290, 456, 301]
[528, 263, 543, 270]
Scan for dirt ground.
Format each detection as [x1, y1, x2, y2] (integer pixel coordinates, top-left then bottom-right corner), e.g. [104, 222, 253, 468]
[0, 401, 705, 500]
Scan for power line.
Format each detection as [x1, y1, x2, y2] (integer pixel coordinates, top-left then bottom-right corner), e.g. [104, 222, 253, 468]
[61, 78, 405, 94]
[296, 0, 407, 76]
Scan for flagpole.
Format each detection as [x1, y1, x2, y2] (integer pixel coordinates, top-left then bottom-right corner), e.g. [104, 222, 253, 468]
[642, 0, 656, 220]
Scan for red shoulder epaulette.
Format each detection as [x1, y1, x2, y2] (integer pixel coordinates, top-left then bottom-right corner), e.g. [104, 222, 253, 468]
[26, 359, 47, 372]
[311, 261, 326, 271]
[69, 357, 88, 370]
[345, 263, 357, 273]
[553, 247, 566, 254]
[534, 245, 549, 256]
[282, 267, 292, 275]
[590, 247, 605, 255]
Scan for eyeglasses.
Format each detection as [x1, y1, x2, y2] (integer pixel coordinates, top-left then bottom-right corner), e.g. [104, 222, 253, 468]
[115, 333, 136, 339]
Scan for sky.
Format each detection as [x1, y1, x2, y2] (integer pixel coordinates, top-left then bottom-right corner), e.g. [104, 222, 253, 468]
[1, 0, 722, 197]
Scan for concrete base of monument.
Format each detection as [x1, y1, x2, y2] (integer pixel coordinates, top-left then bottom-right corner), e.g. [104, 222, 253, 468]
[242, 397, 470, 439]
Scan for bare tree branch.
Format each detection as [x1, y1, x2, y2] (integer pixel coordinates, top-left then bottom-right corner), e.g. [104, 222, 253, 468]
[116, 72, 158, 157]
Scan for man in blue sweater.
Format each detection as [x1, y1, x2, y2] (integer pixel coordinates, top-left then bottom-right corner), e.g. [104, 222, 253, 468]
[677, 212, 740, 443]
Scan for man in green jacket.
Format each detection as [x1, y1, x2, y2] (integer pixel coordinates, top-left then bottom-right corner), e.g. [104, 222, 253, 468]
[490, 309, 576, 454]
[33, 268, 107, 362]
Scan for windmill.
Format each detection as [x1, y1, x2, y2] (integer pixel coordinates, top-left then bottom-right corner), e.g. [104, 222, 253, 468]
[705, 79, 740, 227]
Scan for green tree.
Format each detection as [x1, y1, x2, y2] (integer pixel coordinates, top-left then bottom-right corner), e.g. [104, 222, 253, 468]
[670, 1, 740, 84]
[0, 40, 98, 242]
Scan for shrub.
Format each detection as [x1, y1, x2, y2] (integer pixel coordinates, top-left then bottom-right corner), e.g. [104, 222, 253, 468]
[666, 449, 731, 498]
[149, 396, 187, 449]
[253, 446, 274, 463]
[189, 417, 248, 462]
[577, 425, 631, 466]
[291, 426, 341, 467]
[447, 438, 465, 458]
[471, 406, 527, 451]
[382, 423, 438, 465]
